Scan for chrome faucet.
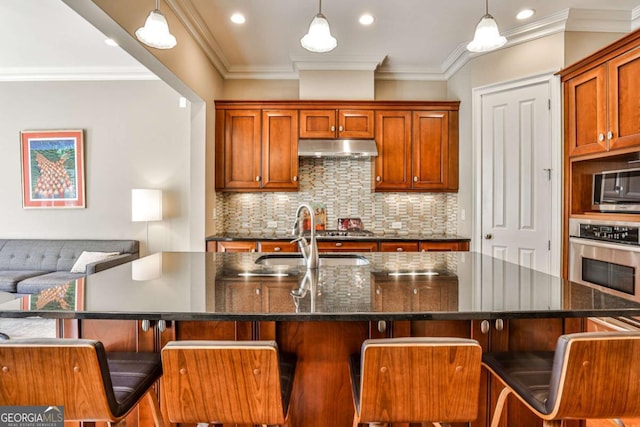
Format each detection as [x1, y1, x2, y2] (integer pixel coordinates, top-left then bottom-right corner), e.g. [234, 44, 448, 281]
[291, 203, 319, 269]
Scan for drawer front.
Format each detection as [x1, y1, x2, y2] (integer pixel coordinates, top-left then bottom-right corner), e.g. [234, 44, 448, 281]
[380, 242, 419, 252]
[258, 240, 299, 253]
[317, 241, 379, 252]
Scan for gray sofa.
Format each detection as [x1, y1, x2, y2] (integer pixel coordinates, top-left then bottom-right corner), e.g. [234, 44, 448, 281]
[0, 239, 139, 296]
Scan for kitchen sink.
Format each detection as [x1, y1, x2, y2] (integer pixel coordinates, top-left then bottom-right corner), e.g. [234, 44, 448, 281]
[255, 254, 370, 266]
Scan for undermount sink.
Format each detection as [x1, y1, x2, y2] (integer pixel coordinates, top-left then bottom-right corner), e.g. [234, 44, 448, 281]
[255, 254, 370, 266]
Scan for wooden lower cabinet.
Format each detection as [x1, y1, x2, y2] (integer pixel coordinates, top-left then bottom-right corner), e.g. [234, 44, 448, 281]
[380, 241, 419, 252]
[420, 240, 470, 251]
[317, 240, 379, 252]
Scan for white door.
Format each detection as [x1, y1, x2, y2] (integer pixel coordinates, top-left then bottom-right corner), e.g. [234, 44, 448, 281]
[480, 81, 552, 274]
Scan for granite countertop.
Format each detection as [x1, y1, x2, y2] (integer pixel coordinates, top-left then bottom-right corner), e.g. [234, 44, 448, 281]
[206, 233, 470, 242]
[1, 251, 639, 321]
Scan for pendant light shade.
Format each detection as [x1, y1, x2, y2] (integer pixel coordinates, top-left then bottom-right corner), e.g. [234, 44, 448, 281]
[467, 0, 506, 53]
[136, 0, 177, 50]
[301, 0, 337, 53]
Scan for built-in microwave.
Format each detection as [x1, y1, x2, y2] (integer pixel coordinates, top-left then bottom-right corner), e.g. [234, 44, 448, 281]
[593, 167, 640, 213]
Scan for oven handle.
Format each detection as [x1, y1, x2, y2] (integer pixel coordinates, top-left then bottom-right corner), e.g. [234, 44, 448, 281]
[569, 236, 640, 253]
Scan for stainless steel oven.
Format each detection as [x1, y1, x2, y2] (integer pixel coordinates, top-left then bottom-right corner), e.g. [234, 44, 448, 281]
[569, 218, 640, 302]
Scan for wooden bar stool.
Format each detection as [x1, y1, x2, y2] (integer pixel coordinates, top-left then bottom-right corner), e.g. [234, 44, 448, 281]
[482, 331, 640, 427]
[349, 337, 483, 427]
[161, 340, 297, 427]
[0, 338, 164, 427]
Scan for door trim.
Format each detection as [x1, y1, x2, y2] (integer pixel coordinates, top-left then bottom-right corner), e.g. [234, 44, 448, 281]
[471, 72, 562, 276]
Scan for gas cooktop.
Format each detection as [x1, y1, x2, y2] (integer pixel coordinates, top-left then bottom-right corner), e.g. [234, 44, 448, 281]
[315, 229, 375, 237]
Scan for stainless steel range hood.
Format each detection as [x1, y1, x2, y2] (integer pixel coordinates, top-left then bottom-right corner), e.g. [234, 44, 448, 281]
[298, 139, 378, 158]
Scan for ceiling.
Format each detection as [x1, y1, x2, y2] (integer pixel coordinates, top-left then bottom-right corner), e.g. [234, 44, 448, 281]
[2, 0, 640, 82]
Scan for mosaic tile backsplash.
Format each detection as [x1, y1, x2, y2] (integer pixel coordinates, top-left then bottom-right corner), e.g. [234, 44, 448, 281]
[214, 158, 458, 236]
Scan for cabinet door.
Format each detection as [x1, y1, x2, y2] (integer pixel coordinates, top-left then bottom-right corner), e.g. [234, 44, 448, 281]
[379, 241, 419, 252]
[419, 241, 469, 252]
[223, 109, 262, 189]
[338, 109, 374, 138]
[299, 109, 336, 138]
[262, 110, 299, 190]
[257, 240, 299, 252]
[374, 110, 412, 190]
[565, 65, 608, 157]
[317, 241, 378, 252]
[412, 111, 450, 189]
[216, 241, 257, 252]
[607, 47, 640, 152]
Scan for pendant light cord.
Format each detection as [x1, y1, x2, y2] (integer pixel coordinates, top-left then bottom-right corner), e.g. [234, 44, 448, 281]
[318, 0, 322, 14]
[485, 0, 488, 15]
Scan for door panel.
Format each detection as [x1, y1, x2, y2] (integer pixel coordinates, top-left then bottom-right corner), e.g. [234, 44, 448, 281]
[374, 111, 411, 190]
[481, 82, 552, 274]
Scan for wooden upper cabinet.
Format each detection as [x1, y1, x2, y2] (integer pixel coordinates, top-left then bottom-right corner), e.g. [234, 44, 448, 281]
[413, 111, 453, 190]
[563, 34, 640, 158]
[299, 109, 374, 138]
[222, 109, 262, 190]
[261, 110, 299, 190]
[216, 108, 299, 191]
[374, 110, 412, 190]
[374, 109, 458, 192]
[607, 46, 640, 151]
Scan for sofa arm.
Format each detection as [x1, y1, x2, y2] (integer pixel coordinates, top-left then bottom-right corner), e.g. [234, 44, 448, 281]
[85, 253, 139, 275]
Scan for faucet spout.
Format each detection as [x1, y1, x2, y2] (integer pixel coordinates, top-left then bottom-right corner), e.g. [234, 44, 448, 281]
[292, 203, 319, 269]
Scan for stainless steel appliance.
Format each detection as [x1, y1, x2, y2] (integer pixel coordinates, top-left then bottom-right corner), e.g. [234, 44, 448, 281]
[568, 218, 640, 301]
[592, 167, 640, 213]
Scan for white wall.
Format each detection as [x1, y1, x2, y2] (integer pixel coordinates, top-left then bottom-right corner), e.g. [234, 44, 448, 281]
[0, 80, 195, 254]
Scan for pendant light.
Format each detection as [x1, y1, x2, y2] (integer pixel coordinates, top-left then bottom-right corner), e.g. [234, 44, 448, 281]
[135, 0, 177, 50]
[466, 0, 506, 53]
[301, 0, 337, 53]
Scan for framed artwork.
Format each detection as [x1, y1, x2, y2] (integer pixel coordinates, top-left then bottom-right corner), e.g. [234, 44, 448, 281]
[20, 129, 85, 208]
[21, 278, 85, 311]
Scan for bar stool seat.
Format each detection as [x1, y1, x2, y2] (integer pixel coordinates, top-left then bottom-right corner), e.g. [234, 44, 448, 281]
[349, 337, 482, 427]
[0, 338, 164, 427]
[161, 340, 297, 427]
[482, 332, 640, 427]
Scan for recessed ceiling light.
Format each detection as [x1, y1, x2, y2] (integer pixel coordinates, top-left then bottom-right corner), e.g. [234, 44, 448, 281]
[104, 38, 118, 47]
[230, 13, 246, 24]
[516, 9, 535, 20]
[359, 14, 375, 26]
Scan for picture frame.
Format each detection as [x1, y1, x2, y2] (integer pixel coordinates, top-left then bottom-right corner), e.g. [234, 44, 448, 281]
[21, 278, 85, 311]
[20, 129, 85, 208]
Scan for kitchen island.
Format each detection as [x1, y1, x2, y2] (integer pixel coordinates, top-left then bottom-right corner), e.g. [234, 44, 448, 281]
[1, 251, 639, 427]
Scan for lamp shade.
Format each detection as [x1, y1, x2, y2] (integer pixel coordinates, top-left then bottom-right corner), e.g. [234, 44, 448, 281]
[135, 9, 177, 49]
[466, 14, 507, 52]
[301, 13, 337, 53]
[132, 189, 163, 222]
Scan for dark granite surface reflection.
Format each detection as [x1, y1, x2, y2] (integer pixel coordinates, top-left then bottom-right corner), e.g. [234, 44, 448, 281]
[1, 251, 639, 321]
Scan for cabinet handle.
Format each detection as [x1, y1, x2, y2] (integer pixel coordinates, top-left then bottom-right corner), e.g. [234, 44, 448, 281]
[255, 176, 261, 182]
[481, 320, 490, 334]
[377, 320, 387, 334]
[255, 288, 261, 295]
[335, 242, 343, 247]
[598, 133, 605, 142]
[413, 176, 418, 182]
[293, 175, 298, 182]
[376, 176, 381, 182]
[251, 249, 256, 252]
[607, 131, 614, 140]
[396, 247, 404, 252]
[141, 319, 151, 332]
[157, 320, 167, 333]
[331, 126, 336, 132]
[274, 247, 281, 252]
[339, 125, 344, 132]
[495, 318, 504, 331]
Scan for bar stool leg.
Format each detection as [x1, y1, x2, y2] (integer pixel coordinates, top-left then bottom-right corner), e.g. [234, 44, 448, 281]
[490, 387, 512, 427]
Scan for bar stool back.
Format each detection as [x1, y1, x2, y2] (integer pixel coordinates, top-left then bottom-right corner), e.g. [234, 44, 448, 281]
[0, 338, 164, 427]
[161, 340, 296, 426]
[482, 331, 640, 427]
[349, 337, 483, 426]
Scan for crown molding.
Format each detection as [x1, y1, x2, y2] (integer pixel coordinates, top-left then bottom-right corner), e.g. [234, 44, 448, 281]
[291, 55, 386, 72]
[166, 0, 231, 79]
[634, 6, 640, 30]
[566, 9, 632, 32]
[0, 66, 158, 82]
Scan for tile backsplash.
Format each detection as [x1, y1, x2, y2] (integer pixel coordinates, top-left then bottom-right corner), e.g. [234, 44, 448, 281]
[214, 158, 458, 236]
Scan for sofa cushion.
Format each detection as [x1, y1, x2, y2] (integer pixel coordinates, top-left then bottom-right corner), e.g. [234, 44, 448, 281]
[0, 270, 53, 293]
[16, 271, 84, 294]
[70, 251, 119, 273]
